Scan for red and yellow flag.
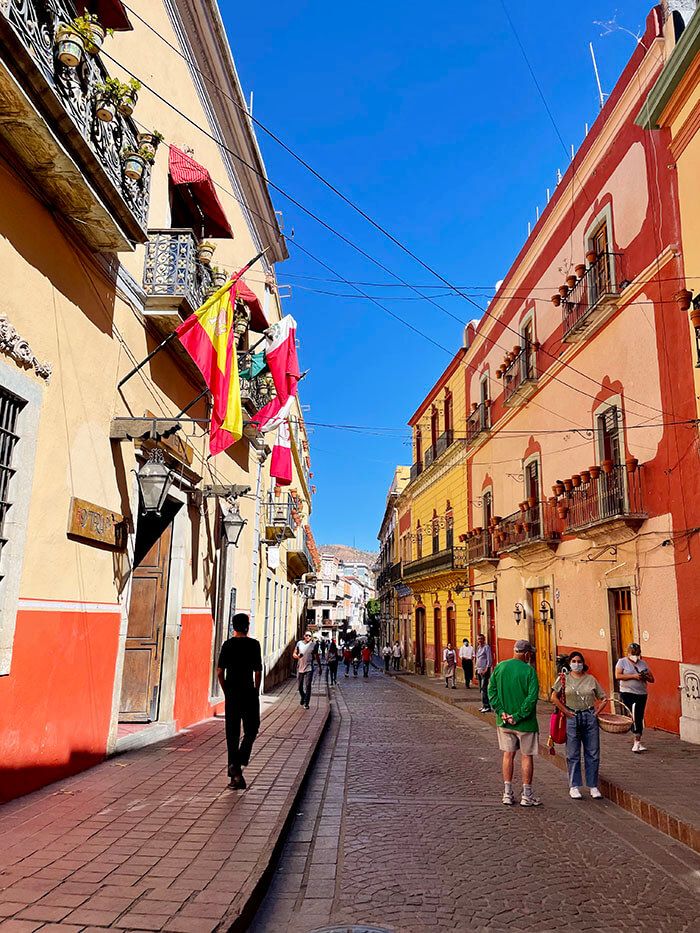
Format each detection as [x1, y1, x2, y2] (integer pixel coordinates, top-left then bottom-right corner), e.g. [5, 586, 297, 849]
[177, 280, 242, 455]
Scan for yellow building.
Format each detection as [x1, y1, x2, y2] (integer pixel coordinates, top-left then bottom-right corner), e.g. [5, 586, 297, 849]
[377, 466, 410, 648]
[400, 339, 474, 675]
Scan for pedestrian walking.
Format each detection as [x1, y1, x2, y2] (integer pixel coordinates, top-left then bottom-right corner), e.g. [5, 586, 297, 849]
[351, 641, 361, 677]
[216, 612, 262, 790]
[361, 643, 372, 678]
[326, 640, 339, 686]
[382, 644, 391, 673]
[488, 639, 541, 807]
[293, 631, 321, 709]
[615, 642, 655, 753]
[549, 651, 607, 799]
[392, 640, 402, 671]
[476, 633, 493, 712]
[459, 638, 474, 688]
[443, 643, 457, 688]
[343, 645, 352, 677]
[320, 639, 327, 660]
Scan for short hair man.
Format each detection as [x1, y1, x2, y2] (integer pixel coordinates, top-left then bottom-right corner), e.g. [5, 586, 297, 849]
[487, 639, 541, 807]
[216, 612, 262, 790]
[476, 633, 493, 712]
[293, 631, 321, 709]
[459, 637, 475, 688]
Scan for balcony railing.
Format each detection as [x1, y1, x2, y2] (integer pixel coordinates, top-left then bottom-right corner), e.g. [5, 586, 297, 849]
[564, 465, 645, 533]
[503, 343, 540, 404]
[465, 529, 497, 565]
[496, 501, 561, 553]
[435, 429, 454, 458]
[403, 546, 468, 580]
[410, 460, 423, 482]
[424, 445, 436, 468]
[265, 493, 295, 540]
[467, 402, 490, 445]
[143, 230, 214, 317]
[238, 352, 275, 415]
[1, 0, 151, 250]
[562, 252, 622, 340]
[287, 526, 313, 575]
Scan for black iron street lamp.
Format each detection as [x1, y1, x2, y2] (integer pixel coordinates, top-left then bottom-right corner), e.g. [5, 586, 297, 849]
[136, 449, 173, 515]
[513, 602, 525, 625]
[540, 599, 554, 623]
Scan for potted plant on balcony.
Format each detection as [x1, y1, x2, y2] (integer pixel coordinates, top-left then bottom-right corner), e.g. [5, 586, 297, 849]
[118, 79, 141, 116]
[515, 520, 524, 533]
[566, 274, 577, 289]
[580, 469, 590, 484]
[54, 24, 85, 68]
[575, 263, 586, 279]
[551, 293, 561, 307]
[527, 495, 537, 509]
[548, 496, 557, 507]
[625, 456, 639, 474]
[691, 306, 700, 329]
[674, 288, 693, 312]
[563, 478, 573, 493]
[94, 78, 122, 122]
[71, 13, 112, 56]
[519, 501, 528, 513]
[197, 241, 216, 265]
[121, 145, 154, 181]
[137, 130, 164, 159]
[558, 284, 569, 298]
[211, 266, 228, 289]
[586, 249, 597, 264]
[556, 502, 569, 519]
[589, 465, 601, 479]
[601, 459, 614, 474]
[571, 474, 582, 488]
[553, 481, 564, 497]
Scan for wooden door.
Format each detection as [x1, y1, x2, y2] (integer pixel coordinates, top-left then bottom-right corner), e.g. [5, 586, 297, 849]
[590, 223, 611, 301]
[531, 586, 555, 698]
[119, 512, 174, 722]
[446, 605, 456, 649]
[433, 607, 442, 676]
[611, 588, 634, 663]
[486, 599, 497, 663]
[415, 608, 426, 674]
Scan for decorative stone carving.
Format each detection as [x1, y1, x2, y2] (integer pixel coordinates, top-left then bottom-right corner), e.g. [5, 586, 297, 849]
[0, 316, 52, 380]
[680, 663, 700, 745]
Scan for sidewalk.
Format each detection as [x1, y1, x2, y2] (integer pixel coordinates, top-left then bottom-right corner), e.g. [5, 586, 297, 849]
[0, 678, 329, 933]
[393, 669, 700, 854]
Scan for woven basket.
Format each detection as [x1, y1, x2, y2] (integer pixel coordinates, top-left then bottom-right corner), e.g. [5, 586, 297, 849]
[598, 698, 633, 734]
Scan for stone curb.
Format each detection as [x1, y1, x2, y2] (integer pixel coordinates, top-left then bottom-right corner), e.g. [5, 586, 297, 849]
[393, 672, 700, 855]
[222, 687, 331, 933]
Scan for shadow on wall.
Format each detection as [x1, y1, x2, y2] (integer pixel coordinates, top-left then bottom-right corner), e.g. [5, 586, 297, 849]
[265, 641, 295, 693]
[0, 750, 106, 805]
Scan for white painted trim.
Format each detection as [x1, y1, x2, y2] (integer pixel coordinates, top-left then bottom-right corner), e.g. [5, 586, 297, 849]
[181, 606, 215, 615]
[18, 598, 121, 613]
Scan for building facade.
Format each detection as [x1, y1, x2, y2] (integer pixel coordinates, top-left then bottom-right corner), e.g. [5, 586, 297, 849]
[0, 0, 316, 802]
[376, 466, 409, 648]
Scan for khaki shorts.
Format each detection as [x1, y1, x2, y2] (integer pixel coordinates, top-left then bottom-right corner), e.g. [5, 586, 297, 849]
[497, 728, 539, 756]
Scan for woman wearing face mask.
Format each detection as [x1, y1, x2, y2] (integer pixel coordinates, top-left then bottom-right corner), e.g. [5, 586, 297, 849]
[615, 643, 654, 753]
[550, 651, 608, 800]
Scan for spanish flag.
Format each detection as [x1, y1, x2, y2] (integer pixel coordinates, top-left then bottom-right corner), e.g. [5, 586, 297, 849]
[177, 278, 243, 455]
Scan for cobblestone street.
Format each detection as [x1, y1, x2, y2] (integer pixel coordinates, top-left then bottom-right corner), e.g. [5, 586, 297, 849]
[250, 672, 700, 933]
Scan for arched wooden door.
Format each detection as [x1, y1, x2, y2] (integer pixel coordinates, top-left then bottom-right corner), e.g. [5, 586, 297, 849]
[446, 604, 457, 648]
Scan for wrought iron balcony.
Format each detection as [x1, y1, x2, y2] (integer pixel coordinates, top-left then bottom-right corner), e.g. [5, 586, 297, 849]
[467, 402, 490, 445]
[403, 546, 468, 580]
[465, 529, 497, 565]
[503, 343, 541, 405]
[287, 526, 313, 577]
[0, 0, 151, 250]
[143, 230, 214, 317]
[564, 465, 645, 535]
[435, 429, 454, 458]
[424, 445, 436, 468]
[238, 351, 275, 416]
[562, 252, 622, 341]
[264, 493, 295, 541]
[410, 461, 423, 482]
[496, 502, 562, 554]
[390, 561, 402, 583]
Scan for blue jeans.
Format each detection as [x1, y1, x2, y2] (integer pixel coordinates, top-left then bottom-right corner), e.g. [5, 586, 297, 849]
[566, 708, 600, 788]
[298, 670, 313, 706]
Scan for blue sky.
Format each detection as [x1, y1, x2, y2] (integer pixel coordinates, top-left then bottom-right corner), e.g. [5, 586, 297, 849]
[223, 0, 652, 551]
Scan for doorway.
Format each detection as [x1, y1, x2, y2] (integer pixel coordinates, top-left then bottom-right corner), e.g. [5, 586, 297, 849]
[610, 587, 634, 667]
[433, 606, 442, 676]
[415, 607, 426, 674]
[119, 500, 180, 722]
[486, 599, 497, 664]
[446, 604, 456, 649]
[530, 586, 554, 698]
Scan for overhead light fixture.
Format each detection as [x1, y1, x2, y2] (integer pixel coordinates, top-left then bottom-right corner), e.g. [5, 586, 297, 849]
[136, 449, 173, 515]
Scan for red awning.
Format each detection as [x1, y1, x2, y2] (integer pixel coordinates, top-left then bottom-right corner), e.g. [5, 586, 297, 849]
[168, 146, 234, 240]
[76, 1, 132, 31]
[233, 275, 267, 332]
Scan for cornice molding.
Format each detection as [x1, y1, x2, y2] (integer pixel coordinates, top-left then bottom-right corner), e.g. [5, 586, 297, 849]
[408, 441, 466, 500]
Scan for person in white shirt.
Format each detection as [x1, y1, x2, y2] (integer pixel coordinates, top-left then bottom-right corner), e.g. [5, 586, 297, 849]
[382, 644, 391, 673]
[443, 643, 457, 689]
[392, 641, 402, 671]
[459, 638, 475, 689]
[293, 632, 321, 709]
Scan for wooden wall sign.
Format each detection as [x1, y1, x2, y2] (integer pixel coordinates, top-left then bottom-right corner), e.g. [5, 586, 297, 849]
[68, 498, 126, 549]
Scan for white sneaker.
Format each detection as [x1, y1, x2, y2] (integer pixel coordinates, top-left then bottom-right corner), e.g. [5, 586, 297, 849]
[633, 742, 647, 753]
[520, 793, 542, 807]
[590, 787, 603, 799]
[569, 787, 583, 799]
[502, 791, 515, 806]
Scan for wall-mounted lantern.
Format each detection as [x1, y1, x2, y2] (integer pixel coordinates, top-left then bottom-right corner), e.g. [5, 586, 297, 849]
[222, 500, 246, 547]
[136, 449, 173, 515]
[540, 599, 554, 624]
[513, 602, 525, 625]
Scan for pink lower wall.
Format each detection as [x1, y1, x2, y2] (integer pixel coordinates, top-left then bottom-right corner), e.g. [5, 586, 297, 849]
[0, 604, 121, 803]
[173, 612, 223, 729]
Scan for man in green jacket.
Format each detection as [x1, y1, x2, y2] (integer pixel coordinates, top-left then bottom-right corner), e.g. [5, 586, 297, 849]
[488, 639, 541, 807]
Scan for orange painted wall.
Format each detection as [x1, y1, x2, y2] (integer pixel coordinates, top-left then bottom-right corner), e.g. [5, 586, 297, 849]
[0, 606, 120, 803]
[173, 612, 223, 729]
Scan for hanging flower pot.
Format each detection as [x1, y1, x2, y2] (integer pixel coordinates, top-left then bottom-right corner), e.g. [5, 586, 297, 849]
[586, 249, 597, 264]
[527, 496, 537, 509]
[519, 501, 528, 513]
[601, 459, 614, 474]
[675, 288, 693, 312]
[551, 293, 561, 307]
[557, 503, 569, 519]
[55, 26, 85, 68]
[589, 465, 601, 479]
[485, 398, 492, 408]
[691, 307, 700, 329]
[571, 474, 582, 488]
[95, 96, 116, 122]
[522, 520, 531, 533]
[122, 149, 146, 181]
[496, 367, 504, 379]
[575, 264, 586, 278]
[553, 482, 564, 497]
[471, 402, 479, 412]
[512, 345, 521, 356]
[559, 284, 569, 298]
[515, 521, 523, 533]
[137, 131, 163, 159]
[197, 241, 216, 265]
[548, 496, 557, 507]
[625, 457, 639, 474]
[212, 267, 228, 289]
[83, 22, 105, 55]
[563, 478, 573, 493]
[580, 469, 590, 484]
[566, 274, 577, 289]
[474, 526, 483, 536]
[118, 87, 139, 117]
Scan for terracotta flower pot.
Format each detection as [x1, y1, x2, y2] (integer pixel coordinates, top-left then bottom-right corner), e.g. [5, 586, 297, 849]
[586, 250, 597, 264]
[675, 288, 693, 312]
[566, 275, 577, 289]
[559, 285, 569, 298]
[563, 479, 573, 493]
[625, 457, 639, 474]
[551, 294, 561, 307]
[589, 465, 601, 479]
[601, 459, 614, 474]
[575, 264, 586, 278]
[580, 470, 590, 484]
[519, 501, 528, 513]
[522, 521, 530, 533]
[557, 504, 569, 519]
[548, 496, 557, 507]
[496, 367, 504, 378]
[474, 527, 483, 536]
[515, 521, 523, 533]
[485, 398, 492, 408]
[691, 307, 700, 329]
[527, 496, 537, 509]
[553, 482, 564, 496]
[513, 345, 521, 355]
[571, 474, 582, 488]
[471, 402, 478, 411]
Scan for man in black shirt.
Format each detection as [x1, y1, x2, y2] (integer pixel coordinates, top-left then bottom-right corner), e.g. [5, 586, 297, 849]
[217, 612, 262, 790]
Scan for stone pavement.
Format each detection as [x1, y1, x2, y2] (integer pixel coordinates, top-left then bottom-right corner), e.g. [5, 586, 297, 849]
[392, 668, 700, 854]
[249, 669, 700, 932]
[0, 678, 329, 933]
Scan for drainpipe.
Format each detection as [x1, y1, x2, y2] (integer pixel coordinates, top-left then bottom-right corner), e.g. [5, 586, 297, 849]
[249, 451, 264, 639]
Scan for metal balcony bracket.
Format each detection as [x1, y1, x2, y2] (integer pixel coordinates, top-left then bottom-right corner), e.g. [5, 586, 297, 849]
[109, 417, 183, 441]
[202, 484, 251, 499]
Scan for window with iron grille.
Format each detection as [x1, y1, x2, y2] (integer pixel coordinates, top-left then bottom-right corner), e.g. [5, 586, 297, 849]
[0, 388, 25, 583]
